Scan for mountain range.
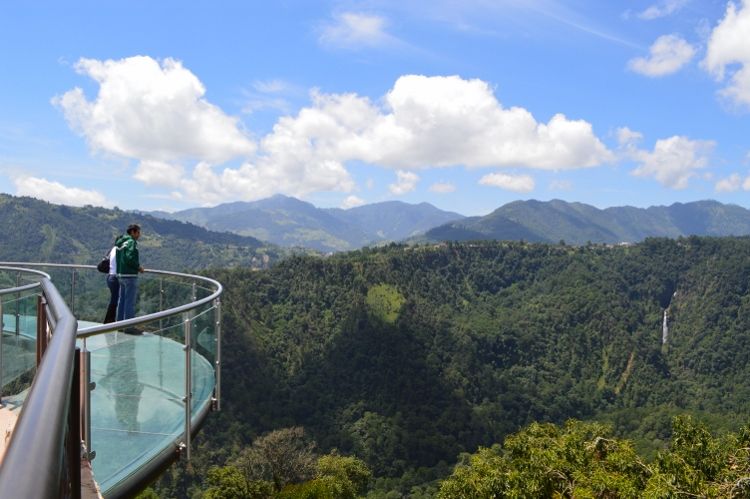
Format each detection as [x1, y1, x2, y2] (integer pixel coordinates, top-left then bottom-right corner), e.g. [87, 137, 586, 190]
[423, 199, 750, 244]
[4, 193, 750, 261]
[154, 195, 465, 252]
[153, 196, 750, 250]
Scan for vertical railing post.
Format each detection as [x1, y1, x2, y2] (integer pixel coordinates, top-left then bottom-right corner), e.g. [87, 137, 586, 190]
[14, 271, 20, 336]
[0, 297, 3, 402]
[69, 348, 82, 499]
[183, 311, 192, 461]
[70, 269, 77, 316]
[214, 298, 221, 411]
[158, 335, 164, 389]
[80, 346, 94, 461]
[159, 278, 164, 328]
[158, 278, 164, 389]
[36, 295, 46, 366]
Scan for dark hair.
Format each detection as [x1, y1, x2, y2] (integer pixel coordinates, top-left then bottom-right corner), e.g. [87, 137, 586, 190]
[126, 224, 141, 235]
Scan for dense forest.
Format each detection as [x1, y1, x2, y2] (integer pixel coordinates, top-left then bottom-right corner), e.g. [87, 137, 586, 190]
[142, 237, 750, 497]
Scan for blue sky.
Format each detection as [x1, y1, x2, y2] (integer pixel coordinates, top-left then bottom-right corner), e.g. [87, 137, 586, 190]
[1, 0, 749, 216]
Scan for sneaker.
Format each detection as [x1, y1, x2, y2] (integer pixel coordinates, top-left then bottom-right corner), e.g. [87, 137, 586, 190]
[123, 327, 143, 335]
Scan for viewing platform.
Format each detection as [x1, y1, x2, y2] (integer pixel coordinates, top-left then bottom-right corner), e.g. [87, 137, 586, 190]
[0, 263, 222, 498]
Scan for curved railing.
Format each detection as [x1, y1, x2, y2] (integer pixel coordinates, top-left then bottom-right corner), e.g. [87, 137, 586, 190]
[0, 263, 223, 498]
[0, 266, 51, 401]
[0, 265, 50, 292]
[0, 268, 78, 498]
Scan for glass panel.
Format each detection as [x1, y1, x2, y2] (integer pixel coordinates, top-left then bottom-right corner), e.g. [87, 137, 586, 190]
[37, 267, 110, 325]
[191, 304, 216, 415]
[50, 267, 213, 325]
[71, 270, 111, 324]
[59, 266, 219, 495]
[85, 315, 189, 493]
[0, 269, 41, 289]
[0, 291, 38, 405]
[0, 265, 220, 496]
[140, 275, 189, 316]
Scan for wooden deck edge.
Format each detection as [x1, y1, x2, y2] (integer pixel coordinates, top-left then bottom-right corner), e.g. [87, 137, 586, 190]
[81, 457, 103, 499]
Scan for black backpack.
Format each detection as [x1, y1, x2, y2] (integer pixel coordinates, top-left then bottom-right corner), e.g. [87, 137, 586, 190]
[97, 254, 110, 273]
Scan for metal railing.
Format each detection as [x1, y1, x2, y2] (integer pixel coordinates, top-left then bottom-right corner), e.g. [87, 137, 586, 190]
[0, 263, 223, 498]
[0, 266, 51, 397]
[0, 273, 78, 497]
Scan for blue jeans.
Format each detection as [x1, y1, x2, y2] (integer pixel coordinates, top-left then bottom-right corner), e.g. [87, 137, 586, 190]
[116, 276, 138, 321]
[104, 274, 119, 323]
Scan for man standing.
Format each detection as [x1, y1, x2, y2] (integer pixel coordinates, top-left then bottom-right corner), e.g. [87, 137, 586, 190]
[115, 224, 144, 329]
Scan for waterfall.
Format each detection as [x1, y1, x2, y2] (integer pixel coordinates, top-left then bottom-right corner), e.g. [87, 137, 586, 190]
[662, 309, 668, 345]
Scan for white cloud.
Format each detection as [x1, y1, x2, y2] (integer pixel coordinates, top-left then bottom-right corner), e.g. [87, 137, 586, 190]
[389, 170, 419, 195]
[616, 126, 644, 148]
[703, 0, 750, 108]
[134, 160, 185, 188]
[429, 182, 456, 193]
[14, 176, 108, 207]
[630, 135, 715, 189]
[319, 12, 396, 48]
[715, 173, 742, 191]
[479, 172, 535, 192]
[176, 160, 356, 206]
[628, 34, 695, 77]
[638, 0, 689, 20]
[178, 74, 610, 203]
[715, 172, 750, 191]
[53, 56, 255, 163]
[57, 62, 613, 205]
[359, 75, 613, 170]
[342, 195, 366, 208]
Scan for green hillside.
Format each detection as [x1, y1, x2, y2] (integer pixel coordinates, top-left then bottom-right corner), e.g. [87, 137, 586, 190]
[426, 199, 750, 245]
[0, 194, 279, 270]
[154, 237, 750, 497]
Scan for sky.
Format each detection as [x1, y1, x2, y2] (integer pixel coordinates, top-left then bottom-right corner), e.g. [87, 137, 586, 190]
[1, 0, 749, 216]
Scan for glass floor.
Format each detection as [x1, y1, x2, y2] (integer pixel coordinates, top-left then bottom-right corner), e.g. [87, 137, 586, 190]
[77, 326, 215, 495]
[1, 314, 215, 495]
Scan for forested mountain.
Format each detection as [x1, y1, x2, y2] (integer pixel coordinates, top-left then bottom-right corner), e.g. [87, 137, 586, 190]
[326, 201, 465, 242]
[436, 417, 750, 497]
[424, 199, 750, 244]
[0, 194, 278, 270]
[155, 195, 464, 252]
[156, 237, 750, 497]
[156, 197, 750, 254]
[161, 195, 370, 252]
